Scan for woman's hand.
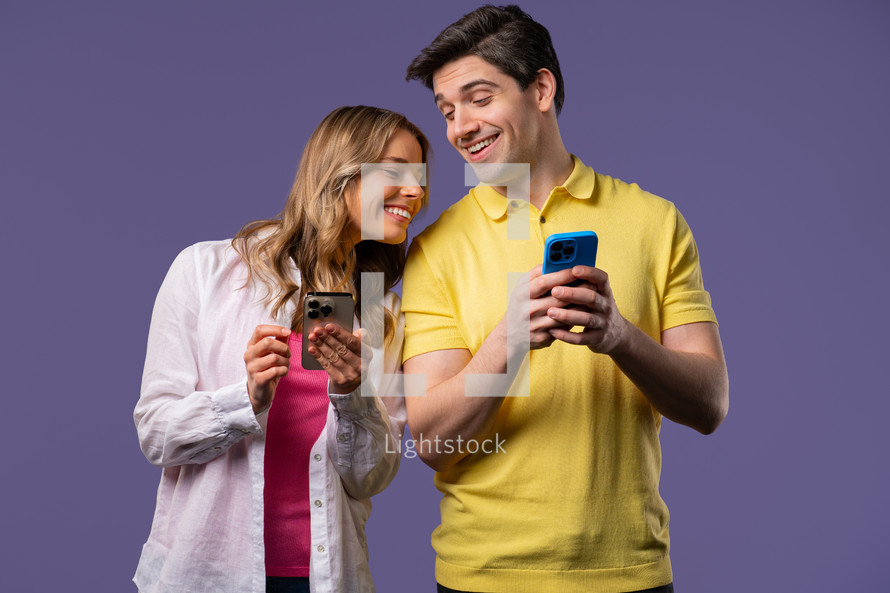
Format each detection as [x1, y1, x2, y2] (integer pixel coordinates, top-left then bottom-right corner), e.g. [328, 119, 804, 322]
[307, 324, 369, 394]
[244, 325, 291, 413]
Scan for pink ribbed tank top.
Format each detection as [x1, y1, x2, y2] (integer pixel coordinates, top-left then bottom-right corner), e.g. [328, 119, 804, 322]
[263, 332, 329, 576]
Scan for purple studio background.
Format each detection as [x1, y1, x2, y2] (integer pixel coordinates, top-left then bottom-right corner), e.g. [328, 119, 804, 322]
[1, 1, 887, 591]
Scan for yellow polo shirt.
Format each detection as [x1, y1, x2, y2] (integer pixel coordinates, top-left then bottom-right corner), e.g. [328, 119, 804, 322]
[402, 156, 716, 593]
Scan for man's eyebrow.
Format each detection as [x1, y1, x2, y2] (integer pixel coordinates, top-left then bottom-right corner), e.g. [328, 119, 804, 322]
[434, 79, 502, 104]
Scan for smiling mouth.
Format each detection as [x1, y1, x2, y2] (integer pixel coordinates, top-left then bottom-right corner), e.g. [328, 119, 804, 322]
[384, 206, 412, 221]
[466, 134, 498, 155]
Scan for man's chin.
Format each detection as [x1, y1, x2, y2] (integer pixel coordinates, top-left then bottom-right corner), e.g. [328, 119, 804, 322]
[465, 161, 528, 188]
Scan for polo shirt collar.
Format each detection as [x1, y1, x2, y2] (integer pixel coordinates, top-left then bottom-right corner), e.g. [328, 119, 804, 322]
[561, 154, 596, 201]
[470, 154, 596, 220]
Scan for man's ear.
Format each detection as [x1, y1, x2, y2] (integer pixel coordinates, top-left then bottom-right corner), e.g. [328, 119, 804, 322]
[532, 68, 557, 113]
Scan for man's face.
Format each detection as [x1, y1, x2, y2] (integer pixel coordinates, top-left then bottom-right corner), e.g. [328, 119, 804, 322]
[433, 55, 543, 167]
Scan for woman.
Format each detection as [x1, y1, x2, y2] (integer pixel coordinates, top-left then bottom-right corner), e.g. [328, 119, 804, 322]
[133, 106, 429, 593]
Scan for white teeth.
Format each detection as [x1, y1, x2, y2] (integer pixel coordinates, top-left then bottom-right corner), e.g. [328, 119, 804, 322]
[468, 137, 495, 154]
[384, 207, 412, 220]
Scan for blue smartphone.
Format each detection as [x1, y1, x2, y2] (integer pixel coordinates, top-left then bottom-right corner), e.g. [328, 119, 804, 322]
[543, 231, 598, 285]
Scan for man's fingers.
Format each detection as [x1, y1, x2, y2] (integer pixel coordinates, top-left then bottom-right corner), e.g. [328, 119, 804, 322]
[570, 266, 610, 294]
[550, 285, 606, 312]
[547, 306, 601, 329]
[549, 326, 596, 345]
[530, 268, 577, 298]
[535, 292, 574, 311]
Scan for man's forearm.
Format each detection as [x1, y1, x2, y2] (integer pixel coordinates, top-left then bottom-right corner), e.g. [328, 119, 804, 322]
[404, 320, 525, 472]
[609, 321, 729, 434]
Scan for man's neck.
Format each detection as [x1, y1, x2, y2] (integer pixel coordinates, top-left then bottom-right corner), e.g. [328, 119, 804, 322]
[528, 150, 574, 210]
[491, 149, 573, 210]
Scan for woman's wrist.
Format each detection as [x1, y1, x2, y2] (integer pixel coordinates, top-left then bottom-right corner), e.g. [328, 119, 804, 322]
[329, 378, 361, 395]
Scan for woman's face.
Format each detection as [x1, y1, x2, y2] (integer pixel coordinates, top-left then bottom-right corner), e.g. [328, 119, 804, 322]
[346, 128, 425, 245]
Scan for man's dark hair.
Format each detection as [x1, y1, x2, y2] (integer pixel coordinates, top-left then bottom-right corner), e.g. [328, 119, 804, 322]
[406, 4, 565, 115]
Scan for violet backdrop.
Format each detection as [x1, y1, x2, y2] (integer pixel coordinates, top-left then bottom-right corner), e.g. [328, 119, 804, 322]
[1, 1, 887, 591]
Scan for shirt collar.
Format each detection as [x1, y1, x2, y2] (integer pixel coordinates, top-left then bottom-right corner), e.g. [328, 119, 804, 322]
[561, 154, 596, 200]
[470, 154, 596, 220]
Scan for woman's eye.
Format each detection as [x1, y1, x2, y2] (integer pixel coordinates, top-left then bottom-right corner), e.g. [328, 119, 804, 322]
[383, 168, 400, 179]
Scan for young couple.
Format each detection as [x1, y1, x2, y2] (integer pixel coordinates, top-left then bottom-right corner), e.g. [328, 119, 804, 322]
[134, 5, 728, 593]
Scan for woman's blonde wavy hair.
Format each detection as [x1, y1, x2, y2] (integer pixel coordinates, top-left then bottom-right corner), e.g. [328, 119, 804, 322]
[233, 105, 430, 340]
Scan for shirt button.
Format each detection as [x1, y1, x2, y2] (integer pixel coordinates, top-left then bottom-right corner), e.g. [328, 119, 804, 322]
[314, 500, 323, 508]
[317, 545, 326, 553]
[314, 454, 322, 462]
[338, 433, 348, 442]
[539, 216, 546, 223]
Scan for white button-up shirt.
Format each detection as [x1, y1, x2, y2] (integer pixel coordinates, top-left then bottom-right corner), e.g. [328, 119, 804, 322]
[133, 240, 406, 593]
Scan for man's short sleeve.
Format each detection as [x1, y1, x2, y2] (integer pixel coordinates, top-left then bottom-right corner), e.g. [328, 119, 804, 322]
[401, 240, 468, 363]
[660, 208, 718, 331]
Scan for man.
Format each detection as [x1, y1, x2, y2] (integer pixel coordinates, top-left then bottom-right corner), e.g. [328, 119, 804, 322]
[401, 5, 728, 593]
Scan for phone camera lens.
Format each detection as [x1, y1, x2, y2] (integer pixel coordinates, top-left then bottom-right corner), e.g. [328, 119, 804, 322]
[563, 244, 575, 256]
[320, 304, 333, 317]
[307, 299, 319, 309]
[307, 309, 319, 319]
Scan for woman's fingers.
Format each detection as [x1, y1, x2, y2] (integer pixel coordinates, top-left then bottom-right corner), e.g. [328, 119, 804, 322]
[244, 326, 291, 365]
[247, 352, 291, 375]
[247, 324, 290, 347]
[254, 365, 290, 385]
[244, 325, 292, 413]
[308, 324, 364, 392]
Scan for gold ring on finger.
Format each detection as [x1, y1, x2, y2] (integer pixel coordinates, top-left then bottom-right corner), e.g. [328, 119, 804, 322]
[330, 353, 340, 363]
[336, 345, 348, 356]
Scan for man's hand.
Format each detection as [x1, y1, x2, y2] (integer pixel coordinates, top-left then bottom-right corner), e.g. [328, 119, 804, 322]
[244, 325, 291, 414]
[544, 265, 728, 434]
[545, 266, 631, 354]
[519, 265, 579, 351]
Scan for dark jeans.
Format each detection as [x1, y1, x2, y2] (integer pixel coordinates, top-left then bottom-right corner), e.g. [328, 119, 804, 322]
[436, 584, 674, 593]
[267, 576, 310, 593]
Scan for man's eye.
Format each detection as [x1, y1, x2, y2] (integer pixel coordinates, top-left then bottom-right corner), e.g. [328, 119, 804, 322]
[444, 110, 454, 120]
[474, 96, 492, 106]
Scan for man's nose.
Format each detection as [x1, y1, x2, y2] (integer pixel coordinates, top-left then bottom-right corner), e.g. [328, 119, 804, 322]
[452, 106, 479, 139]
